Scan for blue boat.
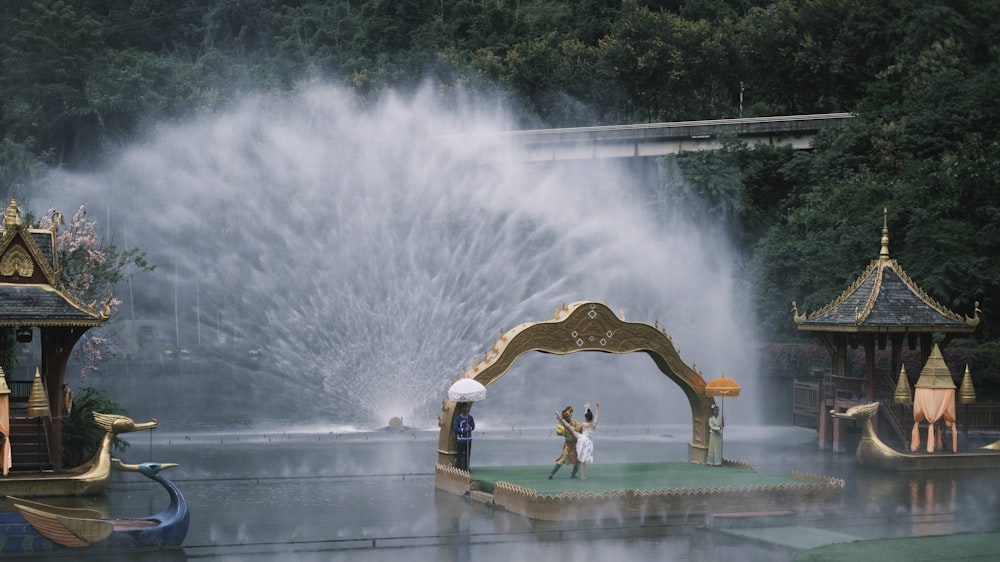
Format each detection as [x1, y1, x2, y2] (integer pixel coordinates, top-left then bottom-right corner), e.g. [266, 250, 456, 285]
[0, 459, 189, 554]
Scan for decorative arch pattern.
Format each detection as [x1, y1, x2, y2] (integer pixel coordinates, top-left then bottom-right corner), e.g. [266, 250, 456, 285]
[437, 301, 717, 465]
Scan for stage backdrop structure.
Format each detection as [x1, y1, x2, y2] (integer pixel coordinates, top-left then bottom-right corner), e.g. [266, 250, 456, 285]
[434, 301, 845, 521]
[435, 301, 719, 468]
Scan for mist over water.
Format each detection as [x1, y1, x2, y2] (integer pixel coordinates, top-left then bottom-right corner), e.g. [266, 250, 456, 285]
[41, 84, 759, 428]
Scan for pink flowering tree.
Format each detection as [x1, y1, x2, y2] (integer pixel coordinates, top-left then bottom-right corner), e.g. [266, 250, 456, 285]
[37, 206, 155, 380]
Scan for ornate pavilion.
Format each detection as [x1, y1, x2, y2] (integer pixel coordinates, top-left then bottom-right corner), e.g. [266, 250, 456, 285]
[792, 211, 979, 452]
[0, 198, 111, 469]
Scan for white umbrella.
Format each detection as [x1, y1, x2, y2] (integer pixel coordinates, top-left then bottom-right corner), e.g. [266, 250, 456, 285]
[448, 378, 486, 402]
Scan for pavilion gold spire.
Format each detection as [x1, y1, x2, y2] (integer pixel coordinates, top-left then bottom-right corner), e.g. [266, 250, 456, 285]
[879, 207, 889, 261]
[27, 367, 51, 418]
[958, 364, 976, 404]
[893, 365, 912, 404]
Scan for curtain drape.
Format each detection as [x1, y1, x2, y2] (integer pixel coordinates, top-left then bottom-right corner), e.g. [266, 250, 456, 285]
[911, 387, 956, 453]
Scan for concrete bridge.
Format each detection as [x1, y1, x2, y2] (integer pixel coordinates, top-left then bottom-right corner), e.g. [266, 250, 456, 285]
[464, 113, 852, 162]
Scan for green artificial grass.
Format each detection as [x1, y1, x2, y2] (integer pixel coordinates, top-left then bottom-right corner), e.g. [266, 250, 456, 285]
[470, 462, 809, 496]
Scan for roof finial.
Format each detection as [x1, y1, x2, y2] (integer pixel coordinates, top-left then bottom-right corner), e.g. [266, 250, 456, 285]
[3, 198, 21, 229]
[879, 207, 889, 261]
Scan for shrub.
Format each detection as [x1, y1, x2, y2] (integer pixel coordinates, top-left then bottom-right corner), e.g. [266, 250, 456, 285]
[61, 387, 130, 468]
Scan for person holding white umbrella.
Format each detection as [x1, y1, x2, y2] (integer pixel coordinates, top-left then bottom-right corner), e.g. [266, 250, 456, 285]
[448, 377, 485, 472]
[452, 402, 475, 471]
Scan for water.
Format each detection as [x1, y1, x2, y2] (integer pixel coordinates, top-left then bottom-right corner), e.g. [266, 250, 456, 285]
[40, 419, 1000, 562]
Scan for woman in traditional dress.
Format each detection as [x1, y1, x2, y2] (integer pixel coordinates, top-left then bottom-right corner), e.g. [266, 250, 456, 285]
[707, 404, 723, 466]
[556, 402, 599, 479]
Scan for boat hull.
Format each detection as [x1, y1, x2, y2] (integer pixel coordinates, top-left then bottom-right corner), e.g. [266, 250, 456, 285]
[0, 474, 189, 554]
[836, 403, 1000, 471]
[0, 515, 188, 554]
[0, 415, 157, 497]
[857, 437, 1000, 471]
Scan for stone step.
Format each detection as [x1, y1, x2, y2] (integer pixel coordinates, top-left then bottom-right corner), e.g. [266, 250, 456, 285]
[705, 510, 798, 529]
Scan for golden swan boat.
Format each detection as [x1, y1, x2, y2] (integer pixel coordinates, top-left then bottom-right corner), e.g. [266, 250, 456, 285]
[832, 402, 1000, 471]
[1, 413, 157, 497]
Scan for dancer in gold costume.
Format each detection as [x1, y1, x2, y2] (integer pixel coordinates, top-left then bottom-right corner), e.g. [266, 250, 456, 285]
[548, 406, 581, 479]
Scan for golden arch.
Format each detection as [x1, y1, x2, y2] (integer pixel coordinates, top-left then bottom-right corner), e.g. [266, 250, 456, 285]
[437, 301, 717, 466]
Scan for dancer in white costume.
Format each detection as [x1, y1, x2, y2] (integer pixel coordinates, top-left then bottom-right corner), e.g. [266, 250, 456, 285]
[556, 402, 599, 479]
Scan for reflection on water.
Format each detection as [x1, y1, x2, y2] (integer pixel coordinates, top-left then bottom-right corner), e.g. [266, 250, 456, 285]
[909, 479, 956, 537]
[28, 424, 1000, 561]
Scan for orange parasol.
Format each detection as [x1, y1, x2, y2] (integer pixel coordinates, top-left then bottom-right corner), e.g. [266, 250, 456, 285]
[706, 375, 740, 459]
[705, 375, 741, 423]
[705, 376, 742, 398]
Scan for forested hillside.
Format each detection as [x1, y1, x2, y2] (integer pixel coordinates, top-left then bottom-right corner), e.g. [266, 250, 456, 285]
[2, 0, 999, 387]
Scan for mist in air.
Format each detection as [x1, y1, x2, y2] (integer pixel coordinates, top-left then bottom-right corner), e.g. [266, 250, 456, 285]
[40, 83, 760, 428]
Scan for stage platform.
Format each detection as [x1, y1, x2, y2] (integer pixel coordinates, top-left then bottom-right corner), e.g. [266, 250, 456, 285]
[435, 460, 844, 521]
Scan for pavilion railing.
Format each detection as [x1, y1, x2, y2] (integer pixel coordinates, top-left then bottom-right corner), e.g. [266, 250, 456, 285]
[793, 372, 1000, 442]
[8, 380, 32, 405]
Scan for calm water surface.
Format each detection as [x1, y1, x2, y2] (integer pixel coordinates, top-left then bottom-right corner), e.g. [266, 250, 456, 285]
[29, 422, 1000, 561]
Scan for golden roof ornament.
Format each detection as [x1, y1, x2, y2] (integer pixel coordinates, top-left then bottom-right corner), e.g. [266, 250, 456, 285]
[27, 367, 51, 418]
[49, 210, 62, 233]
[879, 207, 890, 261]
[893, 365, 912, 404]
[958, 364, 976, 404]
[3, 198, 22, 229]
[914, 344, 956, 389]
[792, 210, 980, 330]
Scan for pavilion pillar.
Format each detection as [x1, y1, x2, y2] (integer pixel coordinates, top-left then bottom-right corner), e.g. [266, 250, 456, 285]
[818, 379, 832, 450]
[832, 413, 848, 453]
[818, 335, 848, 451]
[41, 326, 84, 470]
[864, 337, 876, 402]
[920, 333, 933, 364]
[891, 333, 904, 381]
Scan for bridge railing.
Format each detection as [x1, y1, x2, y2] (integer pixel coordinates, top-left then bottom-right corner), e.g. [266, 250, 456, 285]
[449, 113, 854, 161]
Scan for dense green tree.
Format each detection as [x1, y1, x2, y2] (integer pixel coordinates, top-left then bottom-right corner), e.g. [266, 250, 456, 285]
[1, 0, 999, 352]
[1, 2, 105, 167]
[749, 1, 1000, 342]
[0, 138, 53, 197]
[275, 1, 357, 75]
